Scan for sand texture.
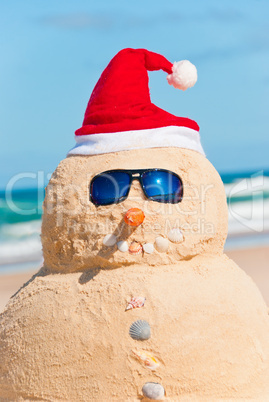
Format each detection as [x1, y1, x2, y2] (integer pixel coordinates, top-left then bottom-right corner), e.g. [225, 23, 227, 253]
[1, 246, 269, 311]
[1, 254, 269, 400]
[0, 271, 35, 313]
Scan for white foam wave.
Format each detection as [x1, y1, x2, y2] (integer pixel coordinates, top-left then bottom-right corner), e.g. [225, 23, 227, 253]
[0, 220, 42, 266]
[0, 237, 43, 266]
[224, 176, 269, 198]
[0, 220, 41, 239]
[228, 198, 269, 235]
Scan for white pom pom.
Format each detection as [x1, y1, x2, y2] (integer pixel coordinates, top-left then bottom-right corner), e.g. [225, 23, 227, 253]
[167, 60, 197, 91]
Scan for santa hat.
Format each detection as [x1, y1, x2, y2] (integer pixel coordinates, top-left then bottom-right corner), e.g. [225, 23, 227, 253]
[68, 48, 204, 156]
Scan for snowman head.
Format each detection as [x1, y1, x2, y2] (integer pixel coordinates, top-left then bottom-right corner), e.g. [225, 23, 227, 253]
[41, 49, 228, 272]
[42, 148, 227, 272]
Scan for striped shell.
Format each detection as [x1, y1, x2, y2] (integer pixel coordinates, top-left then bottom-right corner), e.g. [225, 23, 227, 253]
[168, 228, 183, 243]
[102, 234, 117, 247]
[154, 236, 169, 252]
[125, 296, 146, 311]
[129, 320, 151, 341]
[132, 350, 160, 370]
[142, 383, 165, 400]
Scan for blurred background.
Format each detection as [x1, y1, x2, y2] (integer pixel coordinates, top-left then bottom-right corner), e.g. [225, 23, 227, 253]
[0, 0, 268, 294]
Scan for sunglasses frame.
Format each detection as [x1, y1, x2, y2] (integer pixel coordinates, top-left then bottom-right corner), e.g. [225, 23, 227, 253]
[90, 168, 183, 206]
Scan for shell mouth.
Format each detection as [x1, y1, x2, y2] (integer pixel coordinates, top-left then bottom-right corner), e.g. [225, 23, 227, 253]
[102, 229, 185, 257]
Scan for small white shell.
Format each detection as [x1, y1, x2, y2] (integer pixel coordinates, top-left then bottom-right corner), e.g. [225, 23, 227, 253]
[142, 382, 165, 400]
[168, 228, 184, 243]
[143, 243, 154, 254]
[102, 234, 117, 247]
[117, 240, 128, 252]
[129, 320, 151, 340]
[154, 236, 169, 253]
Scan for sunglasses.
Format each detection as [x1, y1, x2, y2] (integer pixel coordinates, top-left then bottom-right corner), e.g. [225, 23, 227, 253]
[90, 169, 183, 206]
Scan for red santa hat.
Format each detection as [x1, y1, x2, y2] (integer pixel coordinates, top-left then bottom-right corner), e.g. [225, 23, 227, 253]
[68, 48, 204, 156]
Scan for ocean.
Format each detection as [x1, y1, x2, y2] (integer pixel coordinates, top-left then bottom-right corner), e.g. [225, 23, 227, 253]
[0, 170, 269, 274]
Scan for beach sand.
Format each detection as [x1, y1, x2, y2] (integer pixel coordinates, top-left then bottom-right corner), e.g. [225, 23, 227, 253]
[0, 245, 268, 313]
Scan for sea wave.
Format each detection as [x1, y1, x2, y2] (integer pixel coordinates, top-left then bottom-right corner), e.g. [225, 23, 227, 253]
[225, 175, 269, 203]
[0, 237, 42, 266]
[0, 220, 41, 239]
[0, 220, 42, 266]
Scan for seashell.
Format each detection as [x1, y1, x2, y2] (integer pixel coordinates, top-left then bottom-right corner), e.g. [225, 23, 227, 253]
[102, 234, 117, 247]
[129, 320, 151, 340]
[124, 208, 145, 227]
[154, 236, 169, 253]
[125, 296, 146, 311]
[132, 350, 160, 370]
[129, 241, 143, 255]
[143, 243, 154, 254]
[117, 240, 128, 253]
[168, 228, 183, 243]
[142, 382, 165, 400]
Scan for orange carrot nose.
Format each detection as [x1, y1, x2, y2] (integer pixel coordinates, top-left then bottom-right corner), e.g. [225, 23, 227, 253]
[124, 208, 145, 227]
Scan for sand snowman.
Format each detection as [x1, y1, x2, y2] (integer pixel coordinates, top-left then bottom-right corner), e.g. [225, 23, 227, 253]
[1, 48, 269, 401]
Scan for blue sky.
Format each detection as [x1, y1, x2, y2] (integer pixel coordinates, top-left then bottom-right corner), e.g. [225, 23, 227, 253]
[0, 0, 268, 189]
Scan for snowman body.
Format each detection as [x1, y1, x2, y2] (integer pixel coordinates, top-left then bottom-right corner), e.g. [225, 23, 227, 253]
[1, 148, 269, 401]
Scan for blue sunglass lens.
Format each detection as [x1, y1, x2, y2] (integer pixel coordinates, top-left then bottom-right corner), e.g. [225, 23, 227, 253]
[141, 170, 183, 203]
[90, 172, 131, 205]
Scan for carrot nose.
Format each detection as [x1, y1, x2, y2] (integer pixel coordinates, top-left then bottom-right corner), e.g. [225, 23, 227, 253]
[124, 208, 145, 227]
